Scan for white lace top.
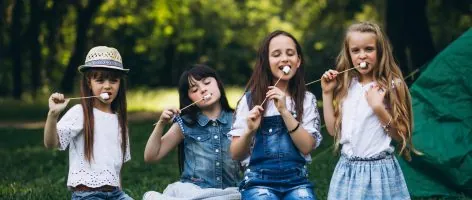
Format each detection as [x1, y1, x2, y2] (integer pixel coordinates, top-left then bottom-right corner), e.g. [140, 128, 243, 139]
[57, 104, 131, 188]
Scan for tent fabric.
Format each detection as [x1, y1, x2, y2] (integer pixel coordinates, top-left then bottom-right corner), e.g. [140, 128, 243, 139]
[398, 28, 472, 197]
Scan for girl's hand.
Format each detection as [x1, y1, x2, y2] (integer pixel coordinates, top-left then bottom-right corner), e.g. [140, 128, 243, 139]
[48, 93, 70, 116]
[366, 84, 386, 110]
[159, 107, 180, 124]
[266, 86, 287, 113]
[321, 70, 338, 94]
[247, 106, 264, 133]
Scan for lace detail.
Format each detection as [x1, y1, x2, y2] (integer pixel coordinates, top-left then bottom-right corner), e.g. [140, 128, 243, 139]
[69, 168, 119, 187]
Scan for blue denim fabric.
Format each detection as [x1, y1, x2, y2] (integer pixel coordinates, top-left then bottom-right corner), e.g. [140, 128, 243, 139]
[178, 110, 240, 189]
[239, 115, 315, 199]
[241, 186, 316, 200]
[71, 187, 133, 200]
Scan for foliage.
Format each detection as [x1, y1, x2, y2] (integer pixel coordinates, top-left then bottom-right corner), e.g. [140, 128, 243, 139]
[0, 0, 470, 98]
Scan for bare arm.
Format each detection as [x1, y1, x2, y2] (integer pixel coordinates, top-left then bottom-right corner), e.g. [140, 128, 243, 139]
[144, 122, 184, 163]
[367, 84, 405, 143]
[230, 106, 262, 160]
[280, 109, 314, 155]
[320, 70, 339, 136]
[44, 93, 69, 149]
[373, 105, 405, 143]
[322, 93, 336, 136]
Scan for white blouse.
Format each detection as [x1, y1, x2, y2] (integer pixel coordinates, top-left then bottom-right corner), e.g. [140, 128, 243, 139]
[340, 78, 394, 157]
[228, 92, 322, 166]
[57, 104, 131, 188]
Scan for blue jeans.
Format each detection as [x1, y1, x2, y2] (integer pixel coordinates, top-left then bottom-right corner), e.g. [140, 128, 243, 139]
[242, 185, 316, 200]
[71, 188, 133, 200]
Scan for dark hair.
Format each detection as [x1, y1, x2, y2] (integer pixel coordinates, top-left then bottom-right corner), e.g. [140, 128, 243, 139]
[80, 68, 128, 163]
[244, 30, 306, 122]
[177, 64, 233, 173]
[177, 64, 233, 123]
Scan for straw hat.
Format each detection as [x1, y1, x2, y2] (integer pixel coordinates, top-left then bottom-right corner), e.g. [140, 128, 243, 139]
[78, 46, 129, 73]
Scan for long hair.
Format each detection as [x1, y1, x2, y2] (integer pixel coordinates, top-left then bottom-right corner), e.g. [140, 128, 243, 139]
[332, 21, 416, 161]
[244, 30, 306, 122]
[177, 64, 234, 173]
[80, 68, 128, 163]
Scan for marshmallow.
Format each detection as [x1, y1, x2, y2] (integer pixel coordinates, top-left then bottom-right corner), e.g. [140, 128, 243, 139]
[282, 66, 291, 75]
[100, 93, 110, 100]
[203, 93, 212, 100]
[359, 62, 367, 68]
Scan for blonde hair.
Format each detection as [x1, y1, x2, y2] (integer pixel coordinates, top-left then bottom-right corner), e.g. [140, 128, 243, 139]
[332, 21, 418, 161]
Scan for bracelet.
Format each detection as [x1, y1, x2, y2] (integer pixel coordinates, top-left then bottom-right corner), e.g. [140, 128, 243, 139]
[288, 122, 300, 134]
[382, 117, 392, 133]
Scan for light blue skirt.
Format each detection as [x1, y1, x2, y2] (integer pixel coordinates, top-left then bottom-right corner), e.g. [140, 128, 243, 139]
[328, 153, 410, 200]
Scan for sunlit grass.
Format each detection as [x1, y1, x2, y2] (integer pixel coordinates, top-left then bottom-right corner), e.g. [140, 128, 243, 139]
[0, 87, 246, 121]
[126, 86, 245, 112]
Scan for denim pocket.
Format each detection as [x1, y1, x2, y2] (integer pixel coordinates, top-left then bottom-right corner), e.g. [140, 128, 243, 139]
[186, 132, 212, 142]
[262, 126, 286, 158]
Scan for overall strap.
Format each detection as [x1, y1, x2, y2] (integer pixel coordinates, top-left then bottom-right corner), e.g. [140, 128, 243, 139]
[245, 91, 252, 109]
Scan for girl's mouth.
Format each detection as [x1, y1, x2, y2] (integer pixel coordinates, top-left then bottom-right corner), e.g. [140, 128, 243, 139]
[279, 65, 291, 74]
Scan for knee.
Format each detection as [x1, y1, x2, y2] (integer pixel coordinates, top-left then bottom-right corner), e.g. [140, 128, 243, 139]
[241, 187, 277, 200]
[284, 187, 316, 200]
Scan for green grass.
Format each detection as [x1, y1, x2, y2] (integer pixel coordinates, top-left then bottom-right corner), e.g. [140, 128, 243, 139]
[1, 88, 470, 199]
[1, 123, 470, 199]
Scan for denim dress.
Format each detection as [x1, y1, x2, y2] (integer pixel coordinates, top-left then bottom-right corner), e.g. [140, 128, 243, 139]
[178, 110, 241, 189]
[239, 93, 315, 199]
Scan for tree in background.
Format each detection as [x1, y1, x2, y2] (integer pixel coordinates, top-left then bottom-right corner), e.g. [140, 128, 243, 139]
[0, 0, 470, 99]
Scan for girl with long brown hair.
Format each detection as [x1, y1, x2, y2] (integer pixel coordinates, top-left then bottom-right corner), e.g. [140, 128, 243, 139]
[229, 30, 322, 199]
[44, 46, 132, 199]
[321, 22, 416, 199]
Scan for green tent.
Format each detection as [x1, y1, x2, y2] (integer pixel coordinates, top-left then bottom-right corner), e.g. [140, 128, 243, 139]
[398, 28, 472, 197]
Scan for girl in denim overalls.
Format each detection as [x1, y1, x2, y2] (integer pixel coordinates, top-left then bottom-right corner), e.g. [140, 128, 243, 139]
[143, 64, 241, 200]
[229, 30, 322, 199]
[321, 22, 420, 200]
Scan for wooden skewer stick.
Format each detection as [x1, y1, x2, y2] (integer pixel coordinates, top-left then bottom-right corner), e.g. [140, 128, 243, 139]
[153, 93, 212, 126]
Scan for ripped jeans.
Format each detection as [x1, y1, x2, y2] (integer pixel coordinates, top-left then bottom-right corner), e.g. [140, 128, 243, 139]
[242, 186, 315, 200]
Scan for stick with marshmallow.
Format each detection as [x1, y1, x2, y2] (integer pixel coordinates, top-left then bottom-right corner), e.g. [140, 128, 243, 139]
[260, 66, 291, 106]
[180, 93, 213, 111]
[306, 61, 368, 86]
[153, 93, 213, 126]
[67, 93, 110, 101]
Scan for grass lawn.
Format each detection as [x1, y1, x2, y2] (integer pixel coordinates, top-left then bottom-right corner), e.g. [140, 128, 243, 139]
[1, 88, 470, 199]
[2, 121, 470, 199]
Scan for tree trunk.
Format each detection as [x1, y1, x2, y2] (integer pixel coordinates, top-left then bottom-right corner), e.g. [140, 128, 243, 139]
[386, 0, 436, 84]
[44, 0, 67, 88]
[386, 0, 409, 77]
[405, 0, 436, 69]
[60, 0, 104, 93]
[10, 0, 25, 99]
[28, 0, 45, 98]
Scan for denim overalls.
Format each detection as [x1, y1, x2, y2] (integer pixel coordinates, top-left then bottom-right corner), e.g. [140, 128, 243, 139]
[177, 110, 240, 189]
[239, 93, 315, 199]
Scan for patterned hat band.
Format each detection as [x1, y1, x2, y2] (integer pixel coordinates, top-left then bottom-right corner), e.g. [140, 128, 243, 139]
[84, 59, 123, 68]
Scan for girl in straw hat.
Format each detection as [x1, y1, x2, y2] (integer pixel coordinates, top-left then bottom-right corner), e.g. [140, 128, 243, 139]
[44, 46, 133, 199]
